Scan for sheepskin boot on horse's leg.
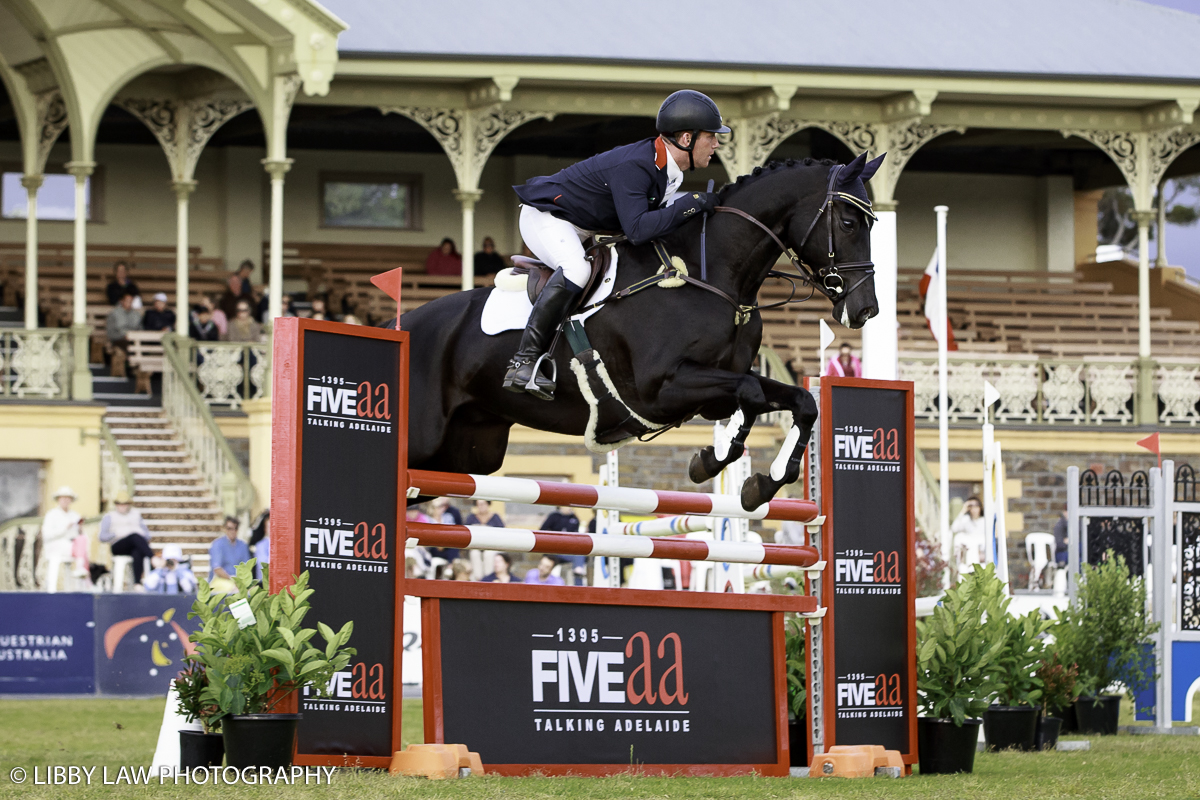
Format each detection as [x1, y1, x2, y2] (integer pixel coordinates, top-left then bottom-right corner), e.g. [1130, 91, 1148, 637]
[502, 268, 585, 400]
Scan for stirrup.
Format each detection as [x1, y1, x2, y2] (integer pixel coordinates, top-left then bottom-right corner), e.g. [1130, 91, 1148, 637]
[524, 352, 558, 399]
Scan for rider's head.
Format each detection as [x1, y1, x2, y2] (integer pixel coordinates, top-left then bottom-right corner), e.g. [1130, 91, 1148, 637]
[657, 90, 730, 172]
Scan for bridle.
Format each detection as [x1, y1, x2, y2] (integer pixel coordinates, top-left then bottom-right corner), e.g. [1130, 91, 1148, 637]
[706, 163, 877, 306]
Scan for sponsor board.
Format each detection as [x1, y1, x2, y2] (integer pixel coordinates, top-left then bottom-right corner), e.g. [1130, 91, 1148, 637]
[819, 379, 917, 761]
[0, 593, 95, 693]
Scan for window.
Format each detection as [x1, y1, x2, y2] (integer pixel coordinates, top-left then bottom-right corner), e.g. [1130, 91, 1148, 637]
[320, 172, 421, 230]
[1, 170, 100, 221]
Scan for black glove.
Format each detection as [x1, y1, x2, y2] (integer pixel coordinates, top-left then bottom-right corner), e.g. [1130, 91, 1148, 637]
[693, 191, 719, 214]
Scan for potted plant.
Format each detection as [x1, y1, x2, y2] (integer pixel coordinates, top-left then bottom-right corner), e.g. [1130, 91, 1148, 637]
[189, 561, 355, 768]
[784, 616, 808, 767]
[916, 564, 1004, 775]
[1034, 655, 1078, 750]
[1051, 552, 1159, 735]
[982, 579, 1051, 752]
[174, 657, 225, 768]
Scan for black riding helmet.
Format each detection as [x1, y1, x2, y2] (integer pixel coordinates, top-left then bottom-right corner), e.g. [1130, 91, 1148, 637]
[656, 90, 731, 171]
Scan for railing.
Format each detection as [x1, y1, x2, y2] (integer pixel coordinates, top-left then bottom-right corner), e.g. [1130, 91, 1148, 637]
[100, 419, 136, 505]
[0, 328, 73, 399]
[162, 333, 256, 518]
[899, 351, 1141, 425]
[0, 515, 102, 592]
[177, 339, 271, 409]
[913, 447, 940, 540]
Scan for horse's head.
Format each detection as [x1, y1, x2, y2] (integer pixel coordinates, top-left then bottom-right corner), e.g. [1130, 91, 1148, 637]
[791, 152, 884, 330]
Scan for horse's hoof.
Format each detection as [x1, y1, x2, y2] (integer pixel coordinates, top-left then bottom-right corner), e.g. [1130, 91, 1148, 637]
[688, 446, 730, 483]
[740, 472, 780, 512]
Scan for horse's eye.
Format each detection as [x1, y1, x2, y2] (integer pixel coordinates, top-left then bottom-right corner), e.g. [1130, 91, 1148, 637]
[840, 218, 855, 231]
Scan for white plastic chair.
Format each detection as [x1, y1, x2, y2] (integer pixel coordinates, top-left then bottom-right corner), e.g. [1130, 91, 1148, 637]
[1025, 532, 1056, 591]
[952, 532, 983, 580]
[111, 555, 150, 592]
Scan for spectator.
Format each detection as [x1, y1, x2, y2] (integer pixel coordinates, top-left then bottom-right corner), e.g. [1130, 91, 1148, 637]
[235, 260, 255, 297]
[143, 292, 176, 332]
[218, 266, 254, 320]
[342, 314, 362, 325]
[482, 553, 519, 583]
[105, 261, 141, 307]
[1053, 510, 1069, 565]
[950, 496, 986, 567]
[465, 499, 504, 528]
[189, 304, 220, 341]
[209, 516, 251, 584]
[424, 238, 462, 276]
[823, 342, 861, 378]
[450, 559, 472, 581]
[474, 237, 506, 277]
[429, 498, 462, 565]
[255, 284, 271, 322]
[40, 486, 82, 590]
[106, 290, 143, 364]
[525, 554, 565, 586]
[199, 295, 226, 337]
[100, 490, 155, 587]
[310, 297, 328, 321]
[143, 544, 197, 594]
[249, 510, 270, 581]
[542, 506, 585, 584]
[224, 300, 263, 342]
[406, 505, 434, 525]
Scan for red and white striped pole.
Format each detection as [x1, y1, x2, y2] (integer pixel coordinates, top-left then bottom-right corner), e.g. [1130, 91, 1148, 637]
[406, 523, 820, 568]
[409, 470, 818, 522]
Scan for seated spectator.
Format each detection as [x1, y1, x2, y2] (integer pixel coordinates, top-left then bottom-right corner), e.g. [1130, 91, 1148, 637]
[235, 260, 255, 297]
[202, 295, 227, 337]
[144, 544, 197, 594]
[40, 486, 82, 590]
[482, 553, 519, 583]
[143, 292, 175, 332]
[218, 268, 254, 320]
[450, 559, 472, 581]
[249, 510, 270, 581]
[465, 499, 504, 528]
[542, 506, 585, 584]
[342, 314, 362, 326]
[429, 498, 462, 565]
[525, 554, 565, 586]
[105, 261, 141, 307]
[310, 297, 328, 321]
[425, 238, 462, 276]
[189, 304, 220, 341]
[1053, 510, 1068, 565]
[474, 237, 505, 277]
[99, 491, 154, 587]
[823, 342, 861, 378]
[107, 290, 143, 355]
[209, 516, 251, 585]
[224, 300, 262, 342]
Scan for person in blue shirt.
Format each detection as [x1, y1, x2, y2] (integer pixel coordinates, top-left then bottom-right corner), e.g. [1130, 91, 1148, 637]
[505, 90, 729, 399]
[209, 516, 251, 583]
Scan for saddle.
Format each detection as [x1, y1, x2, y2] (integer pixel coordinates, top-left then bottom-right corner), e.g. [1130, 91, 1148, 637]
[509, 236, 619, 307]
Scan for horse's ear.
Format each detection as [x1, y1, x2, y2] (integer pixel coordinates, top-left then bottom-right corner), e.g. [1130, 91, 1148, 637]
[861, 153, 886, 183]
[838, 151, 868, 185]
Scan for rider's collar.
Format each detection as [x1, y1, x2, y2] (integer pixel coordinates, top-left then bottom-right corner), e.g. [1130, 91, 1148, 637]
[654, 136, 669, 170]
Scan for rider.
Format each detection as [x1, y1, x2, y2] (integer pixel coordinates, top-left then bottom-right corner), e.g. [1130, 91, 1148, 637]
[504, 89, 730, 399]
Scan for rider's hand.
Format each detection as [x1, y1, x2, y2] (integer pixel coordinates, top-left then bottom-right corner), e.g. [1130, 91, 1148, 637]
[690, 191, 719, 214]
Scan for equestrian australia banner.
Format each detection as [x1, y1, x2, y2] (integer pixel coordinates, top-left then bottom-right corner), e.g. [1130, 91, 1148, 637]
[820, 379, 917, 760]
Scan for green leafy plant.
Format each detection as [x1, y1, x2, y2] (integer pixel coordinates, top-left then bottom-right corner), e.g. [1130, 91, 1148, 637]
[174, 657, 221, 733]
[784, 616, 806, 721]
[917, 564, 1005, 725]
[981, 581, 1052, 708]
[1036, 654, 1079, 717]
[188, 561, 355, 723]
[1051, 551, 1159, 701]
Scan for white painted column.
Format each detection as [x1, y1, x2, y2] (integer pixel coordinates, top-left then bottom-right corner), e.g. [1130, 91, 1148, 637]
[65, 162, 94, 325]
[174, 181, 196, 336]
[935, 205, 951, 586]
[455, 188, 483, 292]
[861, 205, 898, 380]
[21, 174, 42, 330]
[262, 159, 292, 322]
[1156, 183, 1169, 269]
[1135, 209, 1156, 424]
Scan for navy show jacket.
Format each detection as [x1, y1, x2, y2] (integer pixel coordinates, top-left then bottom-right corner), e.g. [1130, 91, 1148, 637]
[513, 137, 707, 246]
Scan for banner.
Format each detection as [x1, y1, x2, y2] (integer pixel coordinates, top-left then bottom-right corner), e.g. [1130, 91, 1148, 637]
[0, 593, 94, 694]
[819, 378, 917, 762]
[94, 594, 200, 695]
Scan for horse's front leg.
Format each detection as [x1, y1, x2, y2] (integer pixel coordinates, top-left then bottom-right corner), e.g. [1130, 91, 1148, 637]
[738, 377, 818, 511]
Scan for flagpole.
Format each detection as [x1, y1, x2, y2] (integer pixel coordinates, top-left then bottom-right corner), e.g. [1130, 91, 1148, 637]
[935, 205, 951, 588]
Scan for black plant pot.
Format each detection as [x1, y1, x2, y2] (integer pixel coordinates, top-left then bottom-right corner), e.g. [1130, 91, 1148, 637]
[179, 730, 225, 769]
[1057, 703, 1078, 733]
[982, 705, 1038, 751]
[917, 717, 981, 775]
[222, 714, 301, 769]
[787, 719, 809, 767]
[1075, 695, 1121, 735]
[1036, 716, 1062, 751]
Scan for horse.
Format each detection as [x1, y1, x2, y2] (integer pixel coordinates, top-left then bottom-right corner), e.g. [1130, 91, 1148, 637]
[397, 151, 883, 511]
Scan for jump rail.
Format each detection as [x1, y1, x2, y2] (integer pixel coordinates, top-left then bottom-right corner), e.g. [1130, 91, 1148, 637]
[408, 470, 820, 522]
[614, 515, 711, 536]
[407, 523, 821, 568]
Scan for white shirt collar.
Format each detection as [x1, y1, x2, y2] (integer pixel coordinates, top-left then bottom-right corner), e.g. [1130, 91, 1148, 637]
[662, 140, 684, 206]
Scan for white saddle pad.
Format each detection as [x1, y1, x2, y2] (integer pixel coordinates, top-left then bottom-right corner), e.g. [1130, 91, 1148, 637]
[480, 247, 619, 335]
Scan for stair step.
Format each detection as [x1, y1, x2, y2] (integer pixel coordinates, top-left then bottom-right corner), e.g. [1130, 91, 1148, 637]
[95, 392, 154, 401]
[134, 495, 216, 503]
[129, 463, 195, 471]
[140, 506, 220, 514]
[104, 406, 163, 413]
[108, 428, 174, 435]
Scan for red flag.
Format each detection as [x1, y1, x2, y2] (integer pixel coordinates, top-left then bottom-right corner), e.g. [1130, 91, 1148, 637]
[370, 267, 404, 330]
[1136, 432, 1161, 469]
[918, 252, 957, 351]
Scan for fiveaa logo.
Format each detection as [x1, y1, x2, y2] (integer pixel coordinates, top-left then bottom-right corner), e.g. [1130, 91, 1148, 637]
[305, 376, 392, 433]
[832, 424, 901, 473]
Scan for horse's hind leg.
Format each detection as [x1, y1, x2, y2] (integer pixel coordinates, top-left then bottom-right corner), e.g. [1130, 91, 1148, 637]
[739, 378, 818, 511]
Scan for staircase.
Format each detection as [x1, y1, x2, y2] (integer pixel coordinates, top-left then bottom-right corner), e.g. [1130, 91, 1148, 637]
[92, 361, 160, 407]
[104, 407, 223, 579]
[0, 306, 20, 328]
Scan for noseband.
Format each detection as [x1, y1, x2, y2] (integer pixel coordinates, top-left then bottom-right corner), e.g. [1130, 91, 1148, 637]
[711, 163, 877, 305]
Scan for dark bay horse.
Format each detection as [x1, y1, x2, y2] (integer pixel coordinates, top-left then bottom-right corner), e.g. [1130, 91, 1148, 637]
[398, 152, 882, 510]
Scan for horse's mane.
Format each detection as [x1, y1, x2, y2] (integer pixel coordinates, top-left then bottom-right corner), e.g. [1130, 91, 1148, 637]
[717, 157, 837, 199]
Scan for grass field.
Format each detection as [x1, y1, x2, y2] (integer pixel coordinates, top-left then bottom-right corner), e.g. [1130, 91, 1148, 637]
[2, 698, 1200, 799]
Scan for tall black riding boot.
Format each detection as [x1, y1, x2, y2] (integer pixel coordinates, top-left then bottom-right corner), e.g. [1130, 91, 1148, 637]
[502, 267, 585, 400]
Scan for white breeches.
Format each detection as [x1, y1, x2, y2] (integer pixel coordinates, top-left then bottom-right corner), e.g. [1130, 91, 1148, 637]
[518, 205, 593, 288]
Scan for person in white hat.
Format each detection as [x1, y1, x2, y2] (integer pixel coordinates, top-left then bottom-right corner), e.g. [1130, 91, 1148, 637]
[143, 291, 176, 332]
[40, 486, 82, 590]
[143, 543, 197, 594]
[100, 490, 154, 586]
